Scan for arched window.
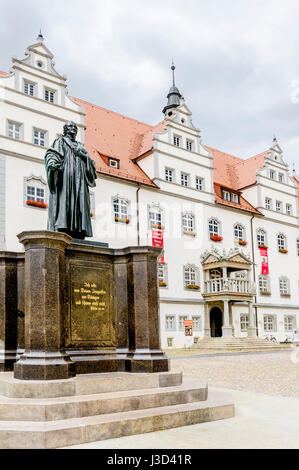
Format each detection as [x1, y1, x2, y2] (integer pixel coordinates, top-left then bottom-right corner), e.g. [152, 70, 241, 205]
[157, 263, 168, 288]
[208, 218, 220, 237]
[182, 212, 195, 234]
[113, 197, 129, 223]
[277, 234, 287, 251]
[234, 224, 245, 241]
[257, 229, 267, 248]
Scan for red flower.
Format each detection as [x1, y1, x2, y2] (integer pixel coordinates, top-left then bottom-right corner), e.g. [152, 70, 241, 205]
[26, 200, 48, 209]
[210, 235, 223, 242]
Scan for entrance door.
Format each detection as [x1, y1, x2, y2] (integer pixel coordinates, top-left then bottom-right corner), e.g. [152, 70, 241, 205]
[210, 307, 223, 337]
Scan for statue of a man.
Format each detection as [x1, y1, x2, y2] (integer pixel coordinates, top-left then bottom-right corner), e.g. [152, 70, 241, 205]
[45, 121, 97, 239]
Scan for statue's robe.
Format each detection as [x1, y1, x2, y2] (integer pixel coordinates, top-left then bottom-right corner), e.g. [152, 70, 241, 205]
[45, 136, 97, 239]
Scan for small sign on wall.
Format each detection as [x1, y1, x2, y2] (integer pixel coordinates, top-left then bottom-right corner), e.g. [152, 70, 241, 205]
[184, 319, 194, 347]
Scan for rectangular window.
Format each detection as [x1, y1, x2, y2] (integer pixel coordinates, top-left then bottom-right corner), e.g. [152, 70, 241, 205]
[264, 315, 275, 332]
[279, 278, 289, 295]
[24, 81, 35, 96]
[284, 316, 294, 332]
[186, 140, 193, 151]
[167, 337, 174, 347]
[192, 316, 201, 331]
[158, 264, 167, 287]
[8, 121, 21, 140]
[286, 204, 292, 215]
[222, 190, 230, 201]
[173, 135, 181, 147]
[182, 213, 194, 233]
[259, 276, 270, 294]
[278, 173, 284, 183]
[149, 208, 162, 227]
[231, 193, 239, 203]
[181, 172, 190, 187]
[165, 316, 176, 331]
[265, 198, 272, 210]
[113, 198, 128, 220]
[195, 177, 204, 191]
[270, 170, 276, 180]
[26, 184, 45, 203]
[44, 89, 55, 103]
[240, 315, 249, 332]
[179, 316, 188, 331]
[165, 168, 174, 182]
[33, 129, 46, 147]
[276, 201, 282, 212]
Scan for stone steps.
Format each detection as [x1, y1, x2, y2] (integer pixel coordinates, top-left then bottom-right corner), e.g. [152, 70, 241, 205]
[0, 372, 234, 449]
[194, 338, 291, 351]
[0, 390, 234, 449]
[0, 380, 208, 422]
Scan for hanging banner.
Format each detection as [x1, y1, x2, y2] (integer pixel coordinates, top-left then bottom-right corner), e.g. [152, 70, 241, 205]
[152, 228, 164, 263]
[184, 320, 194, 347]
[259, 247, 269, 275]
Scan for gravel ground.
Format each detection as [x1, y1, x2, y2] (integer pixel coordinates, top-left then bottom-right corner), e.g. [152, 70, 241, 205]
[170, 351, 299, 398]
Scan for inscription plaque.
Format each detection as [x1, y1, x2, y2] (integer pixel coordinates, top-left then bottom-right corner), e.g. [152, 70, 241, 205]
[67, 263, 114, 346]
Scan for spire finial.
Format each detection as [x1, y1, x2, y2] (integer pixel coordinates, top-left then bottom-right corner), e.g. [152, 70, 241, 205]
[37, 29, 44, 41]
[171, 60, 176, 87]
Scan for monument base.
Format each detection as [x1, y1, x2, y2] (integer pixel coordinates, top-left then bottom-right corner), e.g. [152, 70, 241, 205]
[14, 351, 75, 381]
[0, 371, 234, 449]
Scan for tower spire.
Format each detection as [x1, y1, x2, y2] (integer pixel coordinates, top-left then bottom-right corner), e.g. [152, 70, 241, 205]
[37, 29, 44, 42]
[162, 62, 182, 115]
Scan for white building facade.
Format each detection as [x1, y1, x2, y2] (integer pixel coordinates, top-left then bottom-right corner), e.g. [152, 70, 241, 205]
[0, 35, 298, 348]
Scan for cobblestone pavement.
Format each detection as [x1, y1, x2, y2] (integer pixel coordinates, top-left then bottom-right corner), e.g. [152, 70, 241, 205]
[170, 351, 299, 398]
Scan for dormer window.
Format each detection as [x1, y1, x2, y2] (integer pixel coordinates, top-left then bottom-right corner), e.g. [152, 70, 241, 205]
[173, 135, 181, 147]
[222, 190, 239, 203]
[24, 81, 36, 97]
[44, 88, 55, 104]
[108, 158, 119, 169]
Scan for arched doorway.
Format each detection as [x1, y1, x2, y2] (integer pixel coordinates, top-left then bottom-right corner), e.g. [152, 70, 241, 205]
[210, 307, 223, 337]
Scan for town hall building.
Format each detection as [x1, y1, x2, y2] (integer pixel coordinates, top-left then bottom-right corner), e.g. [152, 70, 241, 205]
[0, 34, 298, 348]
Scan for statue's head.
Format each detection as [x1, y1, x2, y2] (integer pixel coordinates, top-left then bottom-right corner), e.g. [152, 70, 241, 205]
[63, 121, 78, 139]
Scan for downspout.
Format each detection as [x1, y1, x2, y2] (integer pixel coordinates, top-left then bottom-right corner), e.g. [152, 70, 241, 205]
[136, 183, 141, 246]
[250, 214, 258, 335]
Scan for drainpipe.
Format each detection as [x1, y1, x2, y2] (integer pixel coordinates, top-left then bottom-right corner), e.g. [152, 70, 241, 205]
[250, 214, 258, 335]
[136, 183, 141, 246]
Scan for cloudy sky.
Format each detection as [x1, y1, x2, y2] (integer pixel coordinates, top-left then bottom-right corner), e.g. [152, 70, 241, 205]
[1, 0, 299, 169]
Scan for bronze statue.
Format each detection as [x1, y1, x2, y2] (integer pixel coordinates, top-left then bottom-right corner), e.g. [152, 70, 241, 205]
[45, 121, 97, 239]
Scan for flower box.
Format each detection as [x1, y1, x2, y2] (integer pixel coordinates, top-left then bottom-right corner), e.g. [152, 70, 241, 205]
[210, 235, 223, 242]
[183, 230, 197, 237]
[238, 240, 248, 246]
[26, 200, 48, 209]
[115, 217, 130, 224]
[260, 291, 271, 296]
[151, 224, 163, 230]
[279, 249, 288, 254]
[158, 281, 167, 288]
[280, 293, 291, 297]
[258, 244, 268, 249]
[186, 284, 200, 290]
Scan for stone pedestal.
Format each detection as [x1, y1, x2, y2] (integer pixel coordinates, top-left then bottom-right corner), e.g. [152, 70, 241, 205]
[14, 232, 75, 381]
[115, 247, 169, 373]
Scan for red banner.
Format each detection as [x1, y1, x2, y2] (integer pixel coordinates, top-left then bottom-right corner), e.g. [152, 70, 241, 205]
[152, 228, 164, 264]
[259, 248, 269, 275]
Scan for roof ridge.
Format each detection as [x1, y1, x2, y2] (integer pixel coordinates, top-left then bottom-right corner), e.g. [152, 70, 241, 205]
[72, 96, 155, 130]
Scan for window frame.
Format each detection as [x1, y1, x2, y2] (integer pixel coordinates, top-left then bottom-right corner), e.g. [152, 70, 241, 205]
[264, 315, 276, 332]
[186, 139, 193, 151]
[23, 79, 36, 97]
[195, 176, 204, 191]
[240, 314, 249, 332]
[183, 264, 199, 288]
[165, 167, 174, 183]
[33, 127, 47, 147]
[234, 223, 245, 241]
[208, 218, 221, 237]
[265, 198, 272, 210]
[180, 172, 190, 187]
[182, 212, 195, 234]
[173, 135, 181, 147]
[258, 275, 270, 294]
[257, 228, 267, 247]
[7, 120, 23, 141]
[165, 315, 176, 331]
[23, 175, 48, 208]
[279, 276, 290, 296]
[44, 87, 56, 104]
[112, 196, 129, 222]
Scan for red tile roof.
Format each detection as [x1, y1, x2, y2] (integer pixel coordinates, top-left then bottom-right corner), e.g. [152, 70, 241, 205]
[73, 97, 161, 187]
[214, 183, 261, 214]
[0, 71, 7, 76]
